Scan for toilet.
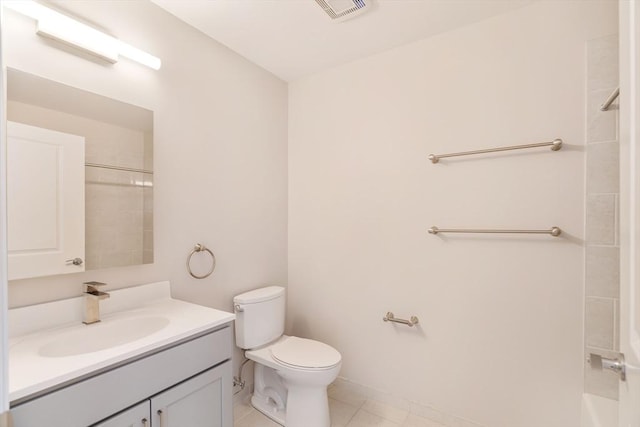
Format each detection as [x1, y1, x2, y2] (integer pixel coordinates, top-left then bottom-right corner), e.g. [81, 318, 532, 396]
[234, 286, 341, 427]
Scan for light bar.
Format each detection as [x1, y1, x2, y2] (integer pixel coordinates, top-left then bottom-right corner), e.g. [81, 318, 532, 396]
[3, 0, 161, 70]
[117, 41, 162, 71]
[36, 17, 119, 63]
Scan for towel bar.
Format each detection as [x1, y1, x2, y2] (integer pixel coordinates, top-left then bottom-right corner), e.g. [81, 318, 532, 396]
[428, 226, 561, 237]
[428, 139, 562, 164]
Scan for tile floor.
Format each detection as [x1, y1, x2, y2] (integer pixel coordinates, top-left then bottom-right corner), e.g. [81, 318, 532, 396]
[234, 384, 448, 427]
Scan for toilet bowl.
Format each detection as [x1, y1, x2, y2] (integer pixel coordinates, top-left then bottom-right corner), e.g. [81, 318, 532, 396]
[234, 287, 342, 427]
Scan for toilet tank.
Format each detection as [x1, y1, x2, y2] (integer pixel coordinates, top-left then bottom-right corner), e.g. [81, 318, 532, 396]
[233, 286, 285, 349]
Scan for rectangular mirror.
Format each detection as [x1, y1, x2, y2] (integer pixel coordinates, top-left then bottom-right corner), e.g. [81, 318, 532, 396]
[7, 68, 154, 280]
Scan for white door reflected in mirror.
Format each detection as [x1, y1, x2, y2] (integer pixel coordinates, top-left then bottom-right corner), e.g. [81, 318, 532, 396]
[7, 121, 85, 280]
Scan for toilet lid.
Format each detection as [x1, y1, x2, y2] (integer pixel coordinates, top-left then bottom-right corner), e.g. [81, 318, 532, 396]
[271, 337, 341, 369]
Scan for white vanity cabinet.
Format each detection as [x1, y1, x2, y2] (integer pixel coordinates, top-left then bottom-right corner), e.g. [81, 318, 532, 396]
[11, 324, 233, 427]
[93, 402, 150, 427]
[151, 364, 227, 427]
[95, 364, 229, 427]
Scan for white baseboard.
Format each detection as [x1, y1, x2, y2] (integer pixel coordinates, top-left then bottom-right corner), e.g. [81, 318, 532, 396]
[330, 377, 485, 427]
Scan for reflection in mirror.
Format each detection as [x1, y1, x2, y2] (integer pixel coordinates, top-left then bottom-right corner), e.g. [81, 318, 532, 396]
[7, 68, 153, 279]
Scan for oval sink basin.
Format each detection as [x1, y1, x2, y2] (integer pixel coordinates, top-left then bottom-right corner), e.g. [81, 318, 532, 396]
[38, 316, 170, 358]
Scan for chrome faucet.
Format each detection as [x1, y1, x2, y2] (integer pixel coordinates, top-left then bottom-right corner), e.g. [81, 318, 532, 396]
[83, 281, 110, 324]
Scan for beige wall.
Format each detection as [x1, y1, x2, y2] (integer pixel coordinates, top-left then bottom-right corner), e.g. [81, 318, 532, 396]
[288, 2, 617, 427]
[4, 1, 288, 318]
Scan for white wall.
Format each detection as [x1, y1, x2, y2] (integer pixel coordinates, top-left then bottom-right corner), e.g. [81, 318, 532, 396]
[288, 2, 617, 427]
[4, 1, 288, 316]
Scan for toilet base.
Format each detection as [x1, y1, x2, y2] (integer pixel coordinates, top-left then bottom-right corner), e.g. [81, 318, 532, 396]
[251, 385, 331, 427]
[251, 394, 286, 426]
[283, 384, 331, 427]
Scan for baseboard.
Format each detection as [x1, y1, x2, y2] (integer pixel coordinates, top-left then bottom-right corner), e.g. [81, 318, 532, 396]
[331, 377, 485, 427]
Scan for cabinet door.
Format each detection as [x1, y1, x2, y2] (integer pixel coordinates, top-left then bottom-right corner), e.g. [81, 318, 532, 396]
[151, 362, 232, 427]
[92, 401, 150, 427]
[7, 121, 85, 280]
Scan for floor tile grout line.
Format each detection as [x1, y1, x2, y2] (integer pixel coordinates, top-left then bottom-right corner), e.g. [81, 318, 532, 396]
[341, 404, 360, 427]
[235, 395, 420, 427]
[234, 405, 255, 424]
[358, 399, 408, 426]
[329, 394, 367, 410]
[328, 396, 366, 427]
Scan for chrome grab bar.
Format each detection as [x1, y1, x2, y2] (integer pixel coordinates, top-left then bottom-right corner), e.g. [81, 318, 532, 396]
[383, 312, 419, 327]
[428, 138, 562, 163]
[428, 226, 561, 237]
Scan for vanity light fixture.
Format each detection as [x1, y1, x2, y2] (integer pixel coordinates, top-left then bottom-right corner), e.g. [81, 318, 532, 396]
[3, 0, 162, 70]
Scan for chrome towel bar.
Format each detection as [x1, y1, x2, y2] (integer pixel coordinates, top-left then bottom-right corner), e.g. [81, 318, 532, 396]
[428, 138, 562, 164]
[383, 312, 419, 327]
[600, 87, 620, 111]
[428, 226, 562, 237]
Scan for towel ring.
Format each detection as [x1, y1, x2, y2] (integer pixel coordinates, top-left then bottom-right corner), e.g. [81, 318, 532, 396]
[187, 243, 216, 279]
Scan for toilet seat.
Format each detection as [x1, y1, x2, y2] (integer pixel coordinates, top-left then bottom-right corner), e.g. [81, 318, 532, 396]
[270, 336, 341, 369]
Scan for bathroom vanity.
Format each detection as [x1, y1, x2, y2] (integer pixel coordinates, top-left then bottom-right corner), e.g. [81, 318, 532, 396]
[7, 282, 235, 427]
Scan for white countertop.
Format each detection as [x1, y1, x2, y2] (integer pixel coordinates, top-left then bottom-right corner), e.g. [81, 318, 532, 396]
[8, 281, 235, 402]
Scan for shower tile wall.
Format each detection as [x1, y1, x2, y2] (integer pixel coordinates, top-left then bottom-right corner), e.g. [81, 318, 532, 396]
[584, 34, 620, 400]
[143, 132, 154, 264]
[85, 128, 148, 269]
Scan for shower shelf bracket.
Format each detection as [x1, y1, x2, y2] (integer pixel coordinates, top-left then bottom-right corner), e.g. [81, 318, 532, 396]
[600, 87, 620, 111]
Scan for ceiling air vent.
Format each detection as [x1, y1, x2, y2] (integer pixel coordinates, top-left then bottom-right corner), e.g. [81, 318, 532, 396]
[314, 0, 370, 22]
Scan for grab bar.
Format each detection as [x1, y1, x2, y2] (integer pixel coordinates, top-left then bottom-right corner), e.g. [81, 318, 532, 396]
[600, 87, 620, 111]
[428, 139, 562, 164]
[428, 226, 561, 237]
[383, 312, 419, 327]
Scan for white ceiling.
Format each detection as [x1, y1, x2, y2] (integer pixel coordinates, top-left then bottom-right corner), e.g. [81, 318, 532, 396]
[151, 0, 535, 82]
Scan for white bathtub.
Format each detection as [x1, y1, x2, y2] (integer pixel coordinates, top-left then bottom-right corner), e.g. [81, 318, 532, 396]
[581, 393, 617, 427]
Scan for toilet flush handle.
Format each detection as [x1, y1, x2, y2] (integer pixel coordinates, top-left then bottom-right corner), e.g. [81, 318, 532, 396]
[234, 304, 244, 312]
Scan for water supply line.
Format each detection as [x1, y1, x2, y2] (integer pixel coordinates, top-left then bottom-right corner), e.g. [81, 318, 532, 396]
[233, 357, 253, 395]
